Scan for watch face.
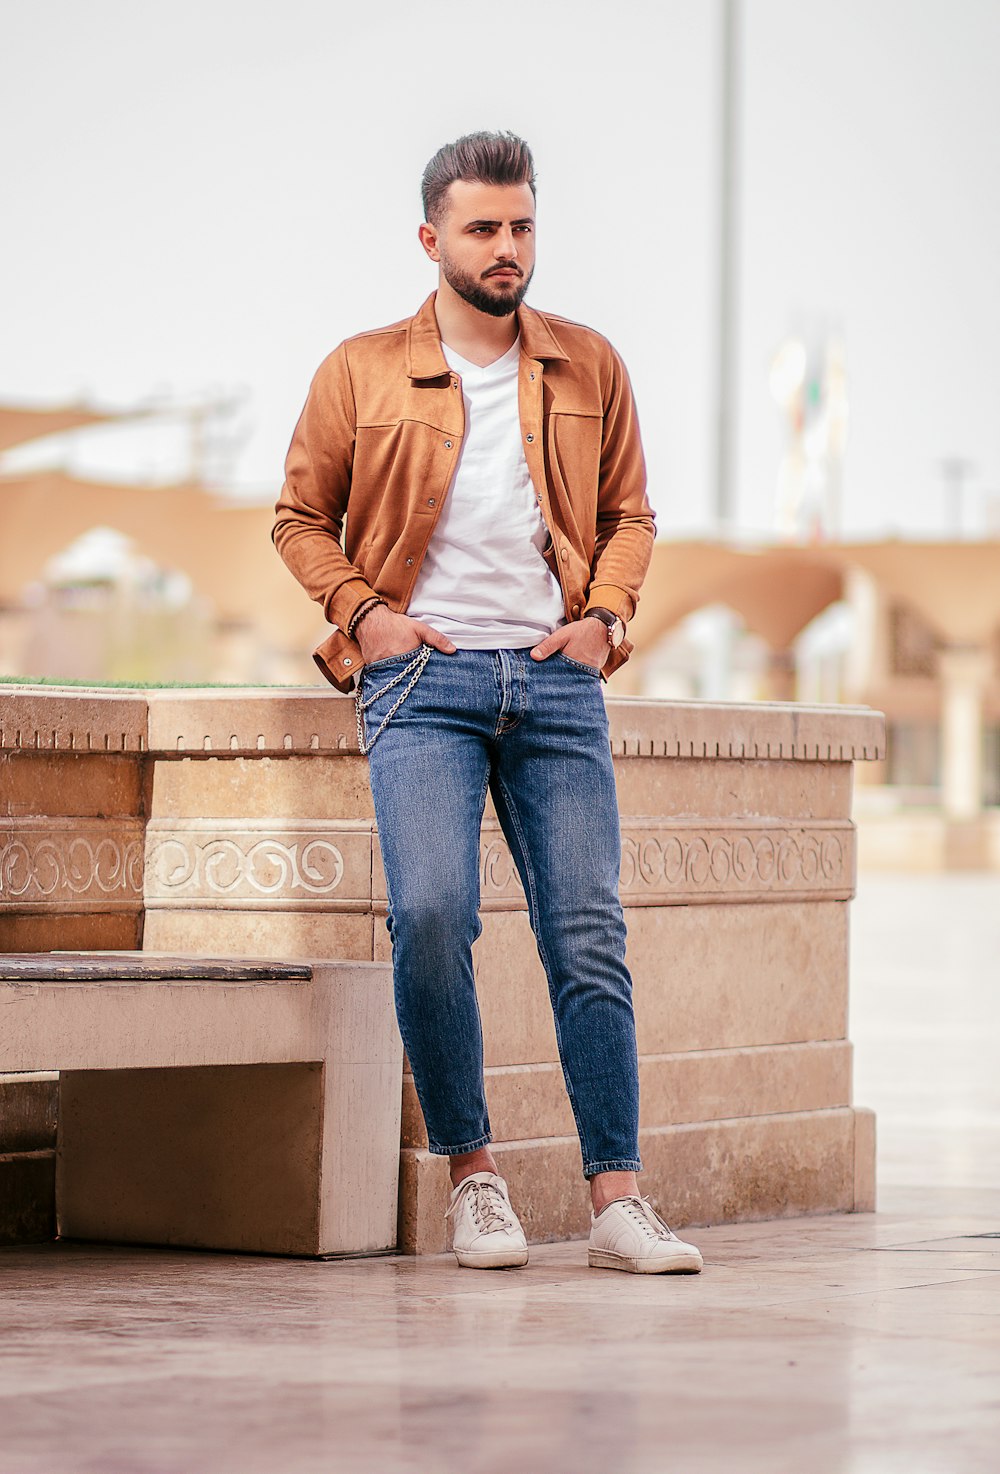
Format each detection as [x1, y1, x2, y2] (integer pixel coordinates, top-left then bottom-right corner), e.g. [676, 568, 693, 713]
[587, 608, 625, 647]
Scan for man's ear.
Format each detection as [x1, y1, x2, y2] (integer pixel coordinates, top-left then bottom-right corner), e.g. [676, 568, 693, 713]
[418, 222, 441, 263]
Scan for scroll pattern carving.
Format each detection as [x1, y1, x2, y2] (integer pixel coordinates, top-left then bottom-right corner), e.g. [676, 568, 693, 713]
[147, 835, 344, 899]
[143, 822, 372, 908]
[0, 822, 144, 910]
[481, 839, 520, 897]
[618, 827, 848, 896]
[475, 820, 853, 906]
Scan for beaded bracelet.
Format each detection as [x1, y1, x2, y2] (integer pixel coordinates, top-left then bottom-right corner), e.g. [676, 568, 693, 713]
[347, 596, 385, 639]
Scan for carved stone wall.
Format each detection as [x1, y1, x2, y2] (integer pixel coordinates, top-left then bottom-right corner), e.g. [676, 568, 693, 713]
[144, 820, 371, 911]
[617, 819, 853, 904]
[372, 817, 855, 913]
[1, 685, 886, 1252]
[1, 819, 144, 914]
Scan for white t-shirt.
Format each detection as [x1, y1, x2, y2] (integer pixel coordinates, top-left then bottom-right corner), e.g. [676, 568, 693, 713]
[406, 337, 566, 648]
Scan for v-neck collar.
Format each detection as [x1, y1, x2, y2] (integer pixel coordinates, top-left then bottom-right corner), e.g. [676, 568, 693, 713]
[442, 336, 521, 377]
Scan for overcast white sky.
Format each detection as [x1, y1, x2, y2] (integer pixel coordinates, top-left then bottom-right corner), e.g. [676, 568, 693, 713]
[2, 0, 998, 539]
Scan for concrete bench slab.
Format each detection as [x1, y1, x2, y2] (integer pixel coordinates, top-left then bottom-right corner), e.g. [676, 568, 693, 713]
[0, 951, 401, 1257]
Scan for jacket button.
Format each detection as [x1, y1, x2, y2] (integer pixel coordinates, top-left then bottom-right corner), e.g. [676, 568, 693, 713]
[525, 433, 534, 443]
[572, 604, 580, 616]
[561, 547, 569, 561]
[428, 497, 436, 507]
[530, 371, 536, 381]
[444, 440, 453, 449]
[406, 557, 414, 566]
[343, 657, 353, 667]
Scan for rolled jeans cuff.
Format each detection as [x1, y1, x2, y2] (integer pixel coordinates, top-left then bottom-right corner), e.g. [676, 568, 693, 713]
[427, 1132, 493, 1158]
[583, 1157, 643, 1178]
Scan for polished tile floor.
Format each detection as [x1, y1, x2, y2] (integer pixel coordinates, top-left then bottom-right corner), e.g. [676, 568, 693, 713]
[2, 874, 999, 1474]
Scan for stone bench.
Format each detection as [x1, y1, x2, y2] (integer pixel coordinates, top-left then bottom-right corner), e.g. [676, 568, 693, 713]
[0, 951, 401, 1257]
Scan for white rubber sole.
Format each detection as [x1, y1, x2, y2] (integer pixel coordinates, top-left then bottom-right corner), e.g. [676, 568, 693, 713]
[454, 1246, 529, 1270]
[588, 1247, 703, 1274]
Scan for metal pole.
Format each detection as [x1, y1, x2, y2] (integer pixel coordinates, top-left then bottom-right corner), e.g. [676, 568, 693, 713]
[714, 0, 740, 532]
[938, 456, 975, 537]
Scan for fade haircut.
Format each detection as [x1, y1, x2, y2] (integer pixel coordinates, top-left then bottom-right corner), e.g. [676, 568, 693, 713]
[421, 131, 536, 227]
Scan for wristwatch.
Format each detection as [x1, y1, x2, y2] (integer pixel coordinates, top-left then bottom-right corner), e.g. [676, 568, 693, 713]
[584, 607, 626, 649]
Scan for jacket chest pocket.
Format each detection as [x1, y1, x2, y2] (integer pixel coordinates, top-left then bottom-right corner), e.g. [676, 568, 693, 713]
[351, 420, 457, 563]
[545, 412, 603, 528]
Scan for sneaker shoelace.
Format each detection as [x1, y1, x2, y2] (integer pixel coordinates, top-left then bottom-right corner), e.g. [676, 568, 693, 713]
[618, 1196, 676, 1242]
[448, 1180, 514, 1235]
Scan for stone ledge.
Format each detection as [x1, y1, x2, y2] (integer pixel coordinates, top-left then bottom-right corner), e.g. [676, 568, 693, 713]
[607, 699, 885, 762]
[0, 687, 886, 762]
[0, 688, 147, 753]
[145, 689, 357, 757]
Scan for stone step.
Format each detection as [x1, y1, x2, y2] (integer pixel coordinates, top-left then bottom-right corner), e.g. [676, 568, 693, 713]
[401, 1041, 853, 1149]
[399, 1106, 875, 1255]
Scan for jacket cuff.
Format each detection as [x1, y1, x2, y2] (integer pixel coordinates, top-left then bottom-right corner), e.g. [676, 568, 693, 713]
[599, 635, 633, 682]
[326, 577, 383, 635]
[585, 584, 635, 624]
[313, 627, 364, 691]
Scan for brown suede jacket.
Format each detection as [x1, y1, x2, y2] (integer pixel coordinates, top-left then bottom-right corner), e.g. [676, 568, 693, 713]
[273, 293, 655, 691]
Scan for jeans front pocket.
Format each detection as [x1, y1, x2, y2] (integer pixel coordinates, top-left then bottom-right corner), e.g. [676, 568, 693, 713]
[363, 645, 425, 675]
[356, 644, 432, 754]
[554, 650, 603, 677]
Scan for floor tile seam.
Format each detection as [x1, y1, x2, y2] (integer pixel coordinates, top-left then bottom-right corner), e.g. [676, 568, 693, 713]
[695, 1246, 919, 1264]
[757, 1268, 997, 1310]
[690, 1268, 997, 1309]
[701, 1235, 980, 1258]
[868, 1249, 1000, 1266]
[862, 1233, 1000, 1246]
[686, 1226, 971, 1248]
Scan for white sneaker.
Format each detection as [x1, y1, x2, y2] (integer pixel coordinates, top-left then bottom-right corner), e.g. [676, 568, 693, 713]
[589, 1196, 703, 1274]
[445, 1171, 529, 1269]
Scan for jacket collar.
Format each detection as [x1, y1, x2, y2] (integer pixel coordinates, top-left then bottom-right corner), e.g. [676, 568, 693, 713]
[406, 292, 570, 380]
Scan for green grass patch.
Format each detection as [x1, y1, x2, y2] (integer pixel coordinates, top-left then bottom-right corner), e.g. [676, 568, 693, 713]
[0, 676, 313, 689]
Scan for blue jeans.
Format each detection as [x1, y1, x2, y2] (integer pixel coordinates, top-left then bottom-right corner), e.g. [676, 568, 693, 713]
[359, 645, 641, 1178]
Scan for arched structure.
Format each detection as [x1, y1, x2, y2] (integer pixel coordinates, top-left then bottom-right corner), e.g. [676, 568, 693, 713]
[0, 471, 319, 652]
[0, 402, 324, 682]
[0, 404, 144, 454]
[627, 542, 845, 699]
[626, 537, 1000, 865]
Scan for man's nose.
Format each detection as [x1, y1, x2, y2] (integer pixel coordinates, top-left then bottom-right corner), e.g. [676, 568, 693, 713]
[494, 229, 517, 259]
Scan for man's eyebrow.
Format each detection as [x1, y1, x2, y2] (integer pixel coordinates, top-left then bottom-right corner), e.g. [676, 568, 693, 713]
[464, 217, 535, 227]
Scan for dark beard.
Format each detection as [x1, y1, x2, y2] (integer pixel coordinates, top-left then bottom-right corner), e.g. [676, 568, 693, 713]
[441, 257, 534, 318]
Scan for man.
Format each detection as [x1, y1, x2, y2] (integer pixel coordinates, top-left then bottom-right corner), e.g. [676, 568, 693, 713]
[273, 131, 702, 1276]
